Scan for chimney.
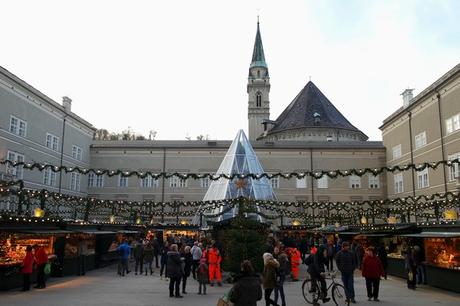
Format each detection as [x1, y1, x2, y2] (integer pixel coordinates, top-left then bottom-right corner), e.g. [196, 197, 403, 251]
[62, 96, 72, 112]
[401, 89, 414, 108]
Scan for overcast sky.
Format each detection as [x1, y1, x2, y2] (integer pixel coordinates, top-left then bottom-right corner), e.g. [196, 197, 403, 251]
[1, 0, 459, 141]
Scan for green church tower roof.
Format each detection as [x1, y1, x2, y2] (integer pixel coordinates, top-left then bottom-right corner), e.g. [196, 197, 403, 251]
[250, 19, 267, 69]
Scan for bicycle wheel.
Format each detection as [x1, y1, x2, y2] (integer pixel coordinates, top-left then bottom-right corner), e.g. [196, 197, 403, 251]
[302, 278, 320, 304]
[332, 283, 350, 306]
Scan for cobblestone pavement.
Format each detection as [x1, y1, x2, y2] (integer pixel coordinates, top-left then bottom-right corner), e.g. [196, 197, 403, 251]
[0, 265, 459, 306]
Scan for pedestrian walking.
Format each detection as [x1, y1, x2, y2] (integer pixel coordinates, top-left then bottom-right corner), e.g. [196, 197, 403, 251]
[355, 243, 364, 270]
[181, 245, 193, 294]
[117, 239, 131, 276]
[335, 241, 357, 304]
[274, 252, 290, 306]
[197, 257, 208, 295]
[404, 248, 417, 290]
[143, 242, 154, 275]
[229, 260, 263, 306]
[76, 237, 87, 276]
[362, 247, 384, 302]
[33, 244, 48, 289]
[21, 246, 34, 291]
[413, 245, 427, 285]
[133, 239, 144, 275]
[377, 243, 388, 280]
[262, 252, 280, 306]
[160, 242, 169, 279]
[208, 242, 222, 286]
[326, 241, 335, 271]
[190, 241, 202, 279]
[167, 244, 183, 298]
[152, 238, 161, 268]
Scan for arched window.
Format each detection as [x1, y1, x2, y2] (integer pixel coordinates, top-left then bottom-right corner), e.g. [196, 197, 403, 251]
[256, 92, 262, 107]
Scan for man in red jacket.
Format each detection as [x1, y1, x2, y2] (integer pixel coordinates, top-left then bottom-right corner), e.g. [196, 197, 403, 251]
[34, 244, 48, 289]
[362, 247, 384, 302]
[22, 246, 35, 291]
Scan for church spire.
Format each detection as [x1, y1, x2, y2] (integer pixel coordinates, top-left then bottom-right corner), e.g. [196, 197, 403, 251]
[250, 18, 267, 69]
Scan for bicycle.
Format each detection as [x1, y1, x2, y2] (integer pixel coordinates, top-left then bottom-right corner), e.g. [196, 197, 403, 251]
[302, 271, 349, 306]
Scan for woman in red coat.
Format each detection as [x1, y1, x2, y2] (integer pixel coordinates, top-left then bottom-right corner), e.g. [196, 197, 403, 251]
[22, 246, 35, 291]
[362, 247, 384, 302]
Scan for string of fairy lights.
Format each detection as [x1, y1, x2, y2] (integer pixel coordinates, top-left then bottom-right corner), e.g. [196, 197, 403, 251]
[1, 158, 460, 180]
[1, 156, 459, 225]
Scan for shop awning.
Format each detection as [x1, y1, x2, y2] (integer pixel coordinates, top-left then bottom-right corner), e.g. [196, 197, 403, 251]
[338, 232, 361, 236]
[402, 232, 460, 238]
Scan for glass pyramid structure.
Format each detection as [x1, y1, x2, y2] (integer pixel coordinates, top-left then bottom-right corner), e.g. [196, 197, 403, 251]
[194, 129, 277, 224]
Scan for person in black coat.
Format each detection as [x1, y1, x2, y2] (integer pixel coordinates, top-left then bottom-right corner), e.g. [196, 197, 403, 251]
[307, 245, 330, 305]
[181, 246, 193, 294]
[160, 242, 169, 279]
[167, 244, 183, 298]
[377, 244, 388, 280]
[229, 260, 263, 306]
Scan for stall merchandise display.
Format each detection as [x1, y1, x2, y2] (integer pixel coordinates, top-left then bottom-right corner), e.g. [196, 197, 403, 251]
[425, 238, 460, 269]
[64, 234, 96, 257]
[0, 233, 54, 266]
[386, 237, 409, 259]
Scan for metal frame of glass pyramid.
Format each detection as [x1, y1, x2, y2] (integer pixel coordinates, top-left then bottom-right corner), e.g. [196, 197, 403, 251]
[193, 130, 277, 225]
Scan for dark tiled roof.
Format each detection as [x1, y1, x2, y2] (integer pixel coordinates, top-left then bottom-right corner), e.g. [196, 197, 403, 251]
[267, 81, 367, 138]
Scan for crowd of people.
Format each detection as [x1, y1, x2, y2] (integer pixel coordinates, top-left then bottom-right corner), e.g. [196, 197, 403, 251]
[115, 234, 224, 298]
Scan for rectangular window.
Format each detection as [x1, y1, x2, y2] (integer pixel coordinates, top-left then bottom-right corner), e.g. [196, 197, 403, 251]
[417, 168, 429, 189]
[70, 173, 81, 191]
[270, 176, 280, 189]
[392, 144, 402, 159]
[140, 176, 158, 188]
[368, 174, 380, 189]
[317, 176, 328, 189]
[169, 177, 187, 188]
[296, 177, 307, 188]
[118, 175, 128, 188]
[46, 133, 59, 151]
[88, 173, 104, 187]
[43, 168, 56, 186]
[6, 151, 24, 179]
[72, 145, 83, 161]
[394, 173, 404, 194]
[446, 113, 460, 134]
[414, 131, 427, 149]
[448, 153, 460, 181]
[200, 177, 210, 188]
[9, 116, 27, 137]
[349, 175, 361, 189]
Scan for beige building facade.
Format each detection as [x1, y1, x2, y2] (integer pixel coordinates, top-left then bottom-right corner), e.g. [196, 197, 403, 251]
[380, 63, 460, 221]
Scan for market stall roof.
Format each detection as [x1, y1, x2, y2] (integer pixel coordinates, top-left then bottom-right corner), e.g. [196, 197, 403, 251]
[78, 230, 116, 235]
[117, 230, 140, 234]
[19, 229, 74, 234]
[354, 233, 392, 238]
[402, 232, 460, 238]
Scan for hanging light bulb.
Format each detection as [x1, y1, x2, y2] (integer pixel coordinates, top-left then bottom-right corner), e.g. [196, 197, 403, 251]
[360, 216, 367, 225]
